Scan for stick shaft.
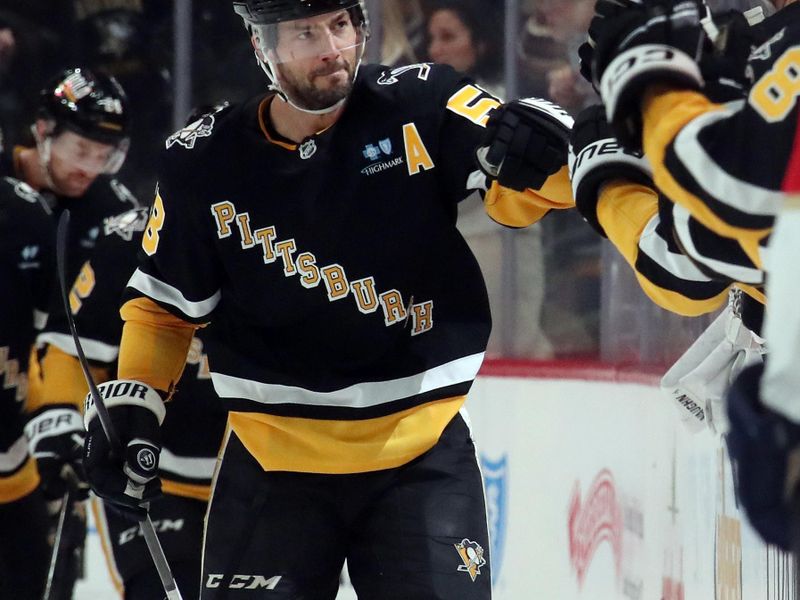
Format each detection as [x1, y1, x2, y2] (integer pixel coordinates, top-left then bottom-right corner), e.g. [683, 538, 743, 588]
[55, 210, 183, 600]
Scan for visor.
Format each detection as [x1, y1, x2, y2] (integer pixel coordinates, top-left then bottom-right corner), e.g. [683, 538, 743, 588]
[48, 129, 129, 175]
[251, 12, 367, 66]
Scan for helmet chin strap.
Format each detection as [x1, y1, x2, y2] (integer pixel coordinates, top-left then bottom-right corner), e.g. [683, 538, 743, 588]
[259, 40, 365, 116]
[31, 124, 59, 193]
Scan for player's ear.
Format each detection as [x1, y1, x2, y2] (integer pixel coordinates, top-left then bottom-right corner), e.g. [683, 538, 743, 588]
[250, 35, 269, 64]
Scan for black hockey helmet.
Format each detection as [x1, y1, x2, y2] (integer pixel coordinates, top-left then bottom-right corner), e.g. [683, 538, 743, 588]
[233, 0, 369, 114]
[38, 67, 131, 146]
[35, 68, 131, 175]
[233, 0, 367, 26]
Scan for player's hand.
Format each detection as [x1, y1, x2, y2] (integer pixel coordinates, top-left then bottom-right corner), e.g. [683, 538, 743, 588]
[698, 10, 757, 103]
[577, 0, 640, 91]
[726, 363, 800, 551]
[568, 105, 653, 237]
[82, 380, 165, 520]
[590, 0, 706, 150]
[476, 98, 573, 192]
[25, 405, 90, 501]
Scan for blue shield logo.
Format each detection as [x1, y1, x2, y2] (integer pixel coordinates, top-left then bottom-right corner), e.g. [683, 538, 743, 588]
[378, 138, 393, 155]
[363, 144, 381, 161]
[481, 453, 508, 583]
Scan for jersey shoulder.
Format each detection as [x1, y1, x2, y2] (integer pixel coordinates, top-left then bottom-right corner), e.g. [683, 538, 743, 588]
[162, 102, 239, 157]
[0, 176, 54, 254]
[749, 4, 800, 69]
[157, 102, 246, 191]
[0, 176, 52, 224]
[358, 63, 492, 112]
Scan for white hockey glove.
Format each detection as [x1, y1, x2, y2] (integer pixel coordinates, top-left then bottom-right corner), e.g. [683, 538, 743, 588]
[82, 380, 165, 520]
[568, 105, 653, 237]
[25, 405, 90, 500]
[476, 98, 573, 192]
[661, 297, 765, 434]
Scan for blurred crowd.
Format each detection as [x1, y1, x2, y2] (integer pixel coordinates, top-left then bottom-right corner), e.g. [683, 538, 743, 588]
[0, 0, 681, 364]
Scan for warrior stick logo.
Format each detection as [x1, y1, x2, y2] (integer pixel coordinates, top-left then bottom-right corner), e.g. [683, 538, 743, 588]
[454, 538, 487, 582]
[166, 114, 215, 150]
[568, 469, 623, 587]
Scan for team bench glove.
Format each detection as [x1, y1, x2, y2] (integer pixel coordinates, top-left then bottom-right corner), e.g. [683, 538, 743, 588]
[698, 10, 759, 103]
[726, 363, 800, 551]
[476, 97, 574, 192]
[83, 379, 166, 520]
[590, 0, 705, 150]
[568, 105, 653, 237]
[25, 405, 89, 501]
[577, 0, 641, 91]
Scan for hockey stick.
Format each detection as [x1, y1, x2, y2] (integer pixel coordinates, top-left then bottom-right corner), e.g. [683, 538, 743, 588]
[42, 488, 70, 600]
[56, 210, 183, 600]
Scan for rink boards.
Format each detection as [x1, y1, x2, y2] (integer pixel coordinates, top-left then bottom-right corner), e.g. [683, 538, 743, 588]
[77, 362, 792, 599]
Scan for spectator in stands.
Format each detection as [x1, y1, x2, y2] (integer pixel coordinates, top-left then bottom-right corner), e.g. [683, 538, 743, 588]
[424, 0, 554, 358]
[516, 5, 569, 99]
[536, 0, 596, 113]
[425, 0, 504, 96]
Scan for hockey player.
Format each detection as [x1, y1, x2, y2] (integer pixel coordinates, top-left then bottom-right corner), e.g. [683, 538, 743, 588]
[79, 0, 575, 597]
[32, 202, 226, 599]
[0, 174, 55, 599]
[10, 67, 139, 597]
[582, 0, 800, 548]
[568, 7, 771, 432]
[1, 67, 139, 287]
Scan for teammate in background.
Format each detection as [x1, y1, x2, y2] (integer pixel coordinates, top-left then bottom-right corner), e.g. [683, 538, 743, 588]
[0, 174, 55, 599]
[568, 6, 771, 431]
[33, 201, 226, 599]
[581, 0, 800, 548]
[1, 67, 139, 285]
[80, 0, 574, 597]
[7, 67, 139, 597]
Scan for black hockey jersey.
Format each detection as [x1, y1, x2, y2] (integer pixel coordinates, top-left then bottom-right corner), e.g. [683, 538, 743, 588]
[37, 206, 225, 500]
[121, 63, 574, 473]
[0, 176, 54, 500]
[2, 146, 140, 297]
[643, 3, 800, 244]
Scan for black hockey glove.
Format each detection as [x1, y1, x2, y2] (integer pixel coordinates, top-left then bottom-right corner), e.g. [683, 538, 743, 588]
[83, 380, 165, 521]
[590, 0, 706, 150]
[476, 98, 573, 192]
[568, 105, 653, 237]
[577, 0, 641, 91]
[698, 10, 760, 103]
[25, 405, 90, 501]
[726, 363, 800, 552]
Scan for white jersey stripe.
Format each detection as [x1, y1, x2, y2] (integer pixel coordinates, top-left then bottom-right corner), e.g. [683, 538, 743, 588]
[127, 268, 221, 319]
[673, 100, 783, 218]
[672, 204, 764, 285]
[159, 447, 217, 481]
[210, 352, 485, 408]
[37, 331, 120, 363]
[638, 214, 712, 282]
